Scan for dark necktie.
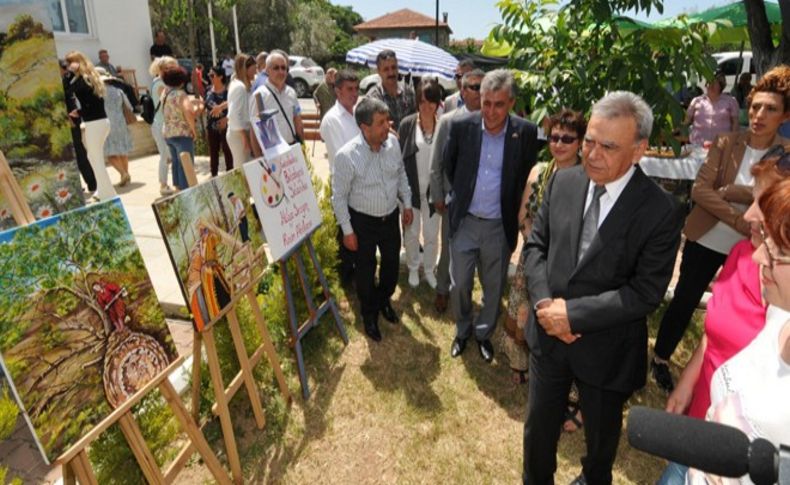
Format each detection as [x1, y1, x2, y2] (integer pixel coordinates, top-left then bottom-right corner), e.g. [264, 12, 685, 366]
[578, 184, 607, 262]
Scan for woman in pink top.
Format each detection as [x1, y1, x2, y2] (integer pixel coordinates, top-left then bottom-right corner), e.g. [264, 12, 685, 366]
[665, 148, 790, 417]
[686, 73, 740, 146]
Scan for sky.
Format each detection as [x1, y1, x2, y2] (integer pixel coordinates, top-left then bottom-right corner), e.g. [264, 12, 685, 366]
[333, 0, 731, 40]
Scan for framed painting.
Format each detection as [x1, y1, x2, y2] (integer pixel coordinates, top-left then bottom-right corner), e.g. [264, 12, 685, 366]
[0, 198, 177, 462]
[0, 3, 84, 232]
[153, 169, 267, 331]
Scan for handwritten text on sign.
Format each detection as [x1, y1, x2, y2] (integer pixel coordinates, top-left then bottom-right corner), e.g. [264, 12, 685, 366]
[243, 145, 322, 262]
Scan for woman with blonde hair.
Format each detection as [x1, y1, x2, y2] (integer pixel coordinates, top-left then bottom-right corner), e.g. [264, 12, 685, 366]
[149, 55, 178, 195]
[225, 54, 256, 164]
[64, 50, 114, 199]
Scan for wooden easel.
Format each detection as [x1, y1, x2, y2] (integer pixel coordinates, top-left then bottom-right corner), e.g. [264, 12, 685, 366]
[279, 229, 348, 400]
[0, 151, 35, 226]
[187, 277, 291, 484]
[175, 162, 291, 484]
[57, 357, 233, 485]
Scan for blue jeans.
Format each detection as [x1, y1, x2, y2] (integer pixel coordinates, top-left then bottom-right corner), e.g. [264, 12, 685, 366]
[657, 461, 688, 485]
[165, 136, 193, 190]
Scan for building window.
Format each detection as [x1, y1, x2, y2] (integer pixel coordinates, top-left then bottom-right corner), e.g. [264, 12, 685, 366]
[46, 0, 90, 35]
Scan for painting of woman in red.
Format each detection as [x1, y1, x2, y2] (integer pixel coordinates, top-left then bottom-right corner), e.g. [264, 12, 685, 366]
[92, 281, 128, 333]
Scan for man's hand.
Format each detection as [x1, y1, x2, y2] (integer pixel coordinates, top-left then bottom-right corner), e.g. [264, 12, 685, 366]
[536, 298, 578, 340]
[343, 233, 358, 251]
[434, 200, 446, 214]
[402, 208, 413, 226]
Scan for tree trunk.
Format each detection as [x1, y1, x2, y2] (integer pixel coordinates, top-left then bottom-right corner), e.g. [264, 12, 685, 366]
[745, 0, 790, 76]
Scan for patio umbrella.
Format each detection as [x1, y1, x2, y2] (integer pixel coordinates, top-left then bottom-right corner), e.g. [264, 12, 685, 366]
[346, 38, 458, 80]
[654, 1, 781, 45]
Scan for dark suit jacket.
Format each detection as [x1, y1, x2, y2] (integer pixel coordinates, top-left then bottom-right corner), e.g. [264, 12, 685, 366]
[443, 112, 538, 252]
[398, 113, 431, 213]
[524, 165, 683, 394]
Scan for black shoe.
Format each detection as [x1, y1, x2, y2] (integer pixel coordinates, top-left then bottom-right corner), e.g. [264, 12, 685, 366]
[477, 339, 494, 363]
[380, 302, 399, 323]
[568, 474, 587, 485]
[364, 317, 381, 342]
[651, 359, 674, 392]
[450, 337, 467, 358]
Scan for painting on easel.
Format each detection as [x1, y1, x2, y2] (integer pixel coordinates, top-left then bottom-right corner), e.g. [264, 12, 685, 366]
[153, 169, 267, 331]
[0, 199, 178, 463]
[0, 3, 84, 232]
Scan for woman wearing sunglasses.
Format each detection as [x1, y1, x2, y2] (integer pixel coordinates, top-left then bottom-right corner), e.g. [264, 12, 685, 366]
[683, 177, 790, 484]
[652, 66, 790, 392]
[658, 148, 790, 484]
[501, 109, 586, 391]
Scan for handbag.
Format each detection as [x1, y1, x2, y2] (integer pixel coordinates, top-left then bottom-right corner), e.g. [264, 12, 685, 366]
[122, 101, 137, 125]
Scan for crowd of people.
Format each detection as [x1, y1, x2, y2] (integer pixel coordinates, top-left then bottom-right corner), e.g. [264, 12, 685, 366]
[57, 33, 790, 484]
[320, 49, 790, 485]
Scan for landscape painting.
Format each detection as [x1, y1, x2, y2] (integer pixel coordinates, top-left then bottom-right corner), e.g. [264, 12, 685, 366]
[0, 199, 178, 463]
[153, 169, 267, 331]
[0, 3, 84, 232]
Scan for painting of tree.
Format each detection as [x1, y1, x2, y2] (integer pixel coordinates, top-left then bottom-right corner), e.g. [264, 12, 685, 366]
[0, 4, 84, 232]
[153, 169, 267, 331]
[0, 198, 177, 463]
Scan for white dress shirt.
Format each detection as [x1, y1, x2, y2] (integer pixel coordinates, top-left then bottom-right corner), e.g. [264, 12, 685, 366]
[583, 165, 637, 227]
[331, 133, 412, 235]
[319, 102, 360, 173]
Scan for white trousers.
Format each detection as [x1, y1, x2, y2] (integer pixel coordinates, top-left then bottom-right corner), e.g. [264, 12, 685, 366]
[404, 196, 440, 273]
[83, 119, 114, 199]
[226, 129, 251, 165]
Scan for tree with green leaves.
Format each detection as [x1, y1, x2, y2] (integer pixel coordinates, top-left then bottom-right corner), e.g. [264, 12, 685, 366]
[745, 0, 790, 76]
[492, 0, 716, 152]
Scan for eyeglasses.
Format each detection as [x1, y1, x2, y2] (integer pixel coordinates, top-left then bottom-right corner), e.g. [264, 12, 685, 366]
[760, 144, 790, 173]
[464, 84, 481, 91]
[454, 73, 463, 80]
[759, 223, 790, 268]
[270, 65, 287, 71]
[549, 134, 578, 145]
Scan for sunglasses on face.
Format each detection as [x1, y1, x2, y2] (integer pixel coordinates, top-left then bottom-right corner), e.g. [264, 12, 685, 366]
[549, 134, 578, 145]
[761, 144, 790, 173]
[454, 73, 463, 80]
[759, 224, 790, 268]
[464, 84, 481, 92]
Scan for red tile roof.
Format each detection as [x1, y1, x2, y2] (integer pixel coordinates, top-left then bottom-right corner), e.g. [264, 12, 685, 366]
[354, 8, 451, 32]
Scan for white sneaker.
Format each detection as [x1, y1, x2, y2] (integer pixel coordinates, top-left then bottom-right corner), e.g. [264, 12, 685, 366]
[424, 271, 437, 289]
[408, 269, 419, 288]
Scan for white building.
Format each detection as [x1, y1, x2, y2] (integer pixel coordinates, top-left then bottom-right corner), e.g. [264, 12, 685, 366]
[48, 0, 155, 90]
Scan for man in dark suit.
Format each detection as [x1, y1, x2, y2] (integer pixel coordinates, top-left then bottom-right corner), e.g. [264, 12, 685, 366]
[522, 91, 683, 485]
[444, 69, 538, 362]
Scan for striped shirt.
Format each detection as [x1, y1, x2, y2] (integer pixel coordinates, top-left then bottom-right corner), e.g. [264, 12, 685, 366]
[331, 133, 412, 235]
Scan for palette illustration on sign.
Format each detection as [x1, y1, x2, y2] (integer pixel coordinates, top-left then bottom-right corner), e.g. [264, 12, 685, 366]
[243, 145, 322, 262]
[0, 199, 177, 462]
[153, 169, 267, 331]
[0, 4, 84, 232]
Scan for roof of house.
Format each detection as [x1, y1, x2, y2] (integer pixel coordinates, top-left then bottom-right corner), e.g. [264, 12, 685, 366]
[354, 8, 452, 33]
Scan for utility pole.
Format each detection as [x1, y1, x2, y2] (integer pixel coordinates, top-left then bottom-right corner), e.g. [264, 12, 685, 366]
[435, 0, 439, 46]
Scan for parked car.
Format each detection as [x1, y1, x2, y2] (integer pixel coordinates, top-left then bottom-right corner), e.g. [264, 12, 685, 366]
[712, 51, 753, 92]
[359, 73, 457, 97]
[288, 56, 324, 98]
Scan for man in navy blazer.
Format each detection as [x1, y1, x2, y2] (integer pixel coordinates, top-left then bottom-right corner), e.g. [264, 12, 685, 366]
[443, 69, 538, 362]
[522, 91, 683, 484]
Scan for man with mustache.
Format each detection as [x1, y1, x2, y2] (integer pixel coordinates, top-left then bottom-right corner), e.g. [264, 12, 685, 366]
[365, 49, 416, 130]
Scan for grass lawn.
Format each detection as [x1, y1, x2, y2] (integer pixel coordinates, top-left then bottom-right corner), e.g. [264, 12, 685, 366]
[181, 267, 704, 484]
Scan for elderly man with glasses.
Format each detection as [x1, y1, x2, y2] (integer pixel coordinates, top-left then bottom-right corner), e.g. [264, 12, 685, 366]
[444, 59, 476, 113]
[249, 49, 304, 146]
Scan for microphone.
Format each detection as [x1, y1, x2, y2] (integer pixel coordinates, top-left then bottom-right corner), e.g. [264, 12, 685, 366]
[627, 406, 786, 484]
